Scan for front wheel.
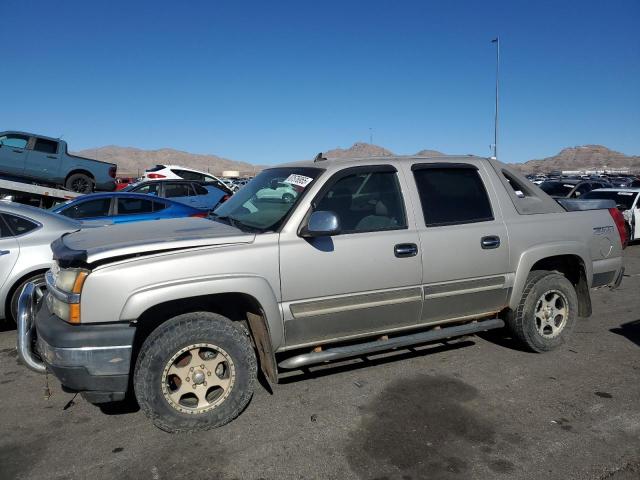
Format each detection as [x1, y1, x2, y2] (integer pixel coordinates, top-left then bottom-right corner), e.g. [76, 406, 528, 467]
[133, 312, 257, 432]
[506, 270, 578, 352]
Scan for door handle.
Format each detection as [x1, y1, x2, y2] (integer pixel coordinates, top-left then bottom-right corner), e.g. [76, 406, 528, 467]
[481, 235, 501, 249]
[46, 155, 57, 159]
[12, 149, 23, 153]
[394, 243, 418, 258]
[0, 250, 10, 256]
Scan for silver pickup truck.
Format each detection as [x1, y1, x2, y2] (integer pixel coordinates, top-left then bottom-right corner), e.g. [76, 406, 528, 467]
[17, 155, 627, 432]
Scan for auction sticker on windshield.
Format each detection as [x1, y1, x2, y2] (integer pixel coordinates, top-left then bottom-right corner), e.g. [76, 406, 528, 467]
[284, 174, 314, 188]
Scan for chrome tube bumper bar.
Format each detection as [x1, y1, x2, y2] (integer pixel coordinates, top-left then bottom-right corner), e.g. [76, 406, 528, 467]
[16, 283, 46, 373]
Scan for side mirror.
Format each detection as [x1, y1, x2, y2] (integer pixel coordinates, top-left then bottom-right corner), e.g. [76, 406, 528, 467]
[302, 211, 341, 237]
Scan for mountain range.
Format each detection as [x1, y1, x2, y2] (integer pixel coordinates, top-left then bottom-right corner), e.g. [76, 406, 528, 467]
[75, 143, 639, 177]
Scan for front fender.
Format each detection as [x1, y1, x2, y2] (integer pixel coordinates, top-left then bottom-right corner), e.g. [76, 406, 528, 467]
[509, 242, 592, 310]
[119, 274, 284, 350]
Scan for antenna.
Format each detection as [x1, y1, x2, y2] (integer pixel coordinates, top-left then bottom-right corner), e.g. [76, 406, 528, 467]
[313, 152, 327, 162]
[491, 36, 500, 160]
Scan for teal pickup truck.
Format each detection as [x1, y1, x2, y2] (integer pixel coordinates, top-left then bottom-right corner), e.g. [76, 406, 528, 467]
[0, 131, 117, 193]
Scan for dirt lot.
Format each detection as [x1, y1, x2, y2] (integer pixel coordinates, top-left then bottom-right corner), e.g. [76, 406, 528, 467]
[0, 247, 639, 480]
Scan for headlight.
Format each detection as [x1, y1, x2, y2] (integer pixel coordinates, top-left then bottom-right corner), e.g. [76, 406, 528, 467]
[55, 269, 89, 294]
[46, 267, 90, 324]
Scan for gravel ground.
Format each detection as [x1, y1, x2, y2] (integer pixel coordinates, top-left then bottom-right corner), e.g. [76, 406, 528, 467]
[0, 246, 638, 480]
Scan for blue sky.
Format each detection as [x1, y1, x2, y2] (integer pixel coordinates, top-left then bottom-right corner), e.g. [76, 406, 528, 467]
[1, 0, 638, 165]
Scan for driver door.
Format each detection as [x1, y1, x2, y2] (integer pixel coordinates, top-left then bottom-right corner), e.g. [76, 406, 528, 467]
[279, 165, 423, 347]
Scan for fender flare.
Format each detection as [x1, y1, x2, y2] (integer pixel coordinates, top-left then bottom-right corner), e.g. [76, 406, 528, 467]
[119, 274, 284, 350]
[509, 242, 592, 311]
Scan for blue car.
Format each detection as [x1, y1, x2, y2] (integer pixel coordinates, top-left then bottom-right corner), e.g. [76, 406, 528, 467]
[123, 179, 231, 210]
[51, 192, 207, 223]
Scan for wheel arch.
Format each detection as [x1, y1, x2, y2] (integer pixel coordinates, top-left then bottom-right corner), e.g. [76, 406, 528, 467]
[65, 169, 96, 182]
[125, 278, 282, 384]
[4, 267, 49, 321]
[510, 243, 592, 317]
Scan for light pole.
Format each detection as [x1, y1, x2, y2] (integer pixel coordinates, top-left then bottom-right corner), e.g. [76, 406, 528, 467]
[369, 127, 373, 145]
[491, 36, 500, 160]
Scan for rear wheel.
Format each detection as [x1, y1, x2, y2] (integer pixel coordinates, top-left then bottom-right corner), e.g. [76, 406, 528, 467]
[9, 273, 47, 324]
[134, 312, 256, 432]
[65, 173, 94, 193]
[507, 270, 578, 352]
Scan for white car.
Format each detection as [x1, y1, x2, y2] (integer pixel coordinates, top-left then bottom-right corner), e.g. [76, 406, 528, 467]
[581, 188, 640, 241]
[0, 202, 83, 323]
[143, 165, 229, 190]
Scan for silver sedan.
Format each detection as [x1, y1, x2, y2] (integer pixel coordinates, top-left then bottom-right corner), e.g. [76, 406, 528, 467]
[0, 201, 82, 324]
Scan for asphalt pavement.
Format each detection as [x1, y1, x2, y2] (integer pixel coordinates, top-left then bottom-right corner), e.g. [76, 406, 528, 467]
[0, 246, 639, 480]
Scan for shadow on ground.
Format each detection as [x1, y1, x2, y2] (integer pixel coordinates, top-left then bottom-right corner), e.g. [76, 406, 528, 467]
[610, 319, 640, 347]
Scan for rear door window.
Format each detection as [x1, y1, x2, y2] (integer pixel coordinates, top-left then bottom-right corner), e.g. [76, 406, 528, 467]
[131, 182, 160, 195]
[0, 216, 12, 237]
[33, 138, 58, 154]
[164, 183, 193, 198]
[412, 165, 493, 226]
[2, 213, 39, 235]
[60, 198, 112, 219]
[117, 198, 154, 215]
[152, 201, 168, 212]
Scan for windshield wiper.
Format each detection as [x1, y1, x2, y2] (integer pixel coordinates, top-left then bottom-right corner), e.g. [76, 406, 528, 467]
[209, 214, 260, 233]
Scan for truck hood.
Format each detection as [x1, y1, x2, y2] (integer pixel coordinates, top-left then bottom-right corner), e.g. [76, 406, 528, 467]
[53, 217, 254, 266]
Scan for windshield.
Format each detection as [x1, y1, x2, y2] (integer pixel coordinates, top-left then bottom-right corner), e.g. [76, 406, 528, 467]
[582, 190, 638, 210]
[212, 167, 323, 231]
[540, 181, 575, 196]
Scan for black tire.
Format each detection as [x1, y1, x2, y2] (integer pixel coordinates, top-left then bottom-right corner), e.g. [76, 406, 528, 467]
[8, 273, 47, 324]
[506, 270, 578, 352]
[133, 312, 257, 433]
[625, 223, 632, 244]
[65, 173, 94, 193]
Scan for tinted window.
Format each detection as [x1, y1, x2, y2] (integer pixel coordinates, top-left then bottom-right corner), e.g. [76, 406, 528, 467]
[171, 169, 205, 181]
[61, 198, 111, 219]
[193, 184, 209, 196]
[2, 214, 39, 235]
[315, 170, 407, 233]
[33, 138, 58, 154]
[130, 182, 160, 195]
[164, 183, 193, 198]
[153, 201, 168, 212]
[0, 216, 13, 237]
[582, 190, 638, 210]
[413, 166, 493, 226]
[117, 198, 154, 215]
[0, 134, 29, 149]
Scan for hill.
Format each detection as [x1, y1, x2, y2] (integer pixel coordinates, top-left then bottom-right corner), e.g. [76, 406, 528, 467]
[75, 146, 261, 177]
[513, 145, 640, 173]
[323, 142, 444, 159]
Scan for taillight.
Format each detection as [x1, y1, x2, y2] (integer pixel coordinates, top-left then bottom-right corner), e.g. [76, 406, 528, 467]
[190, 212, 207, 218]
[147, 173, 166, 179]
[108, 166, 117, 178]
[220, 194, 230, 203]
[608, 207, 628, 249]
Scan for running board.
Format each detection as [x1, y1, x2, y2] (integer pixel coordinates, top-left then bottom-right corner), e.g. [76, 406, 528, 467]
[278, 318, 504, 370]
